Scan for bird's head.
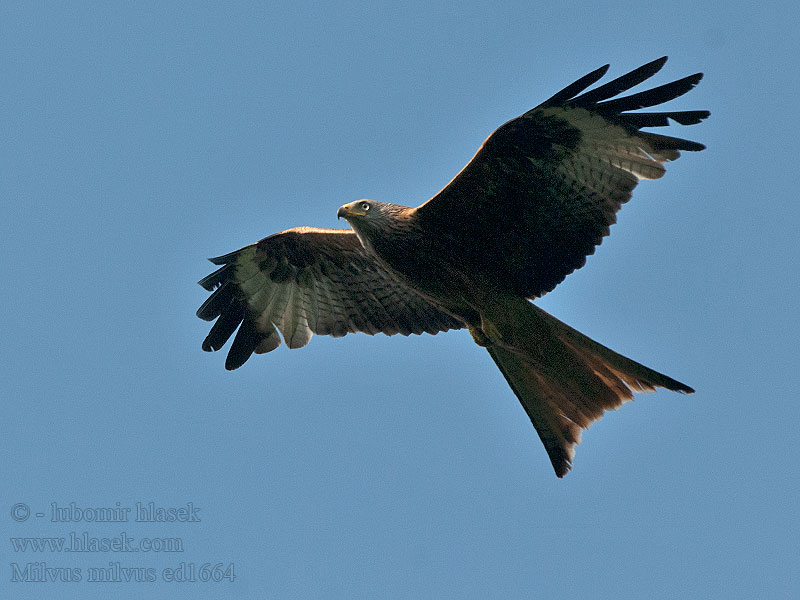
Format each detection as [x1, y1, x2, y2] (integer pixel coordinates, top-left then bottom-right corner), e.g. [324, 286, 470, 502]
[337, 199, 374, 221]
[338, 199, 412, 222]
[337, 199, 415, 252]
[337, 199, 411, 230]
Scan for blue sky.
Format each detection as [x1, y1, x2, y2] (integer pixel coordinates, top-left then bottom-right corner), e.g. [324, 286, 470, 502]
[2, 1, 798, 598]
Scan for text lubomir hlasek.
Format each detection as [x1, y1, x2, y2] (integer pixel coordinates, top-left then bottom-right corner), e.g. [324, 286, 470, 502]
[49, 501, 200, 523]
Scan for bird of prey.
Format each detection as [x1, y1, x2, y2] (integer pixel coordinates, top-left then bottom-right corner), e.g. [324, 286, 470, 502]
[197, 57, 707, 477]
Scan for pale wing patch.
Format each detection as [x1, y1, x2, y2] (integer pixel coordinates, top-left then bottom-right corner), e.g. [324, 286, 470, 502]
[543, 106, 674, 183]
[234, 249, 314, 351]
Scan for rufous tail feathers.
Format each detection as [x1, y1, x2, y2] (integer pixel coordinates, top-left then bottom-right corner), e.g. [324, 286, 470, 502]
[484, 296, 692, 477]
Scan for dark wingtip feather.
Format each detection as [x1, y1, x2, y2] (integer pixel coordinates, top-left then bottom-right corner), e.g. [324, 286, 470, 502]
[598, 72, 704, 113]
[539, 63, 610, 107]
[669, 109, 710, 125]
[652, 56, 669, 68]
[225, 317, 264, 370]
[198, 264, 233, 291]
[196, 281, 235, 321]
[656, 372, 695, 394]
[571, 56, 669, 107]
[202, 300, 246, 352]
[619, 110, 710, 128]
[553, 455, 571, 478]
[208, 249, 243, 265]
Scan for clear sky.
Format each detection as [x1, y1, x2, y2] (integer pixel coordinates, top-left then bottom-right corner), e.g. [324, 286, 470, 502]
[2, 1, 798, 599]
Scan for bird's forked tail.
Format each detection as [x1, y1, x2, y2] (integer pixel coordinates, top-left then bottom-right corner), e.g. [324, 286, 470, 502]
[482, 296, 693, 477]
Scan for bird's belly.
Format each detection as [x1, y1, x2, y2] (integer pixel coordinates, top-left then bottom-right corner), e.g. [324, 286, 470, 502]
[374, 245, 484, 325]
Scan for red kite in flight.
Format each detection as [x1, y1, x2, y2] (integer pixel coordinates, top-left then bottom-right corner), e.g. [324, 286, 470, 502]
[198, 57, 707, 476]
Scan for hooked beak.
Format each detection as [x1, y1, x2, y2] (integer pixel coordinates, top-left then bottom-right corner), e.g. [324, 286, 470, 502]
[337, 203, 366, 219]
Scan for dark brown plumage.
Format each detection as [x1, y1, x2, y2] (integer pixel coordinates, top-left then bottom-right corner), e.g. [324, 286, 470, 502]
[198, 57, 707, 476]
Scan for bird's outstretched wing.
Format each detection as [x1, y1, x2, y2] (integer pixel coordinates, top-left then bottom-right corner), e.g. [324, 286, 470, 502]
[197, 227, 464, 369]
[415, 57, 708, 299]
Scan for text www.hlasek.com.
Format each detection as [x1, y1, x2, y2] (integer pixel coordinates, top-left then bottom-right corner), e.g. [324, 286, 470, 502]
[11, 532, 183, 553]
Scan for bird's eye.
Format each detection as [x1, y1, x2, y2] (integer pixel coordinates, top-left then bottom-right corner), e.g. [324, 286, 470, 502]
[361, 202, 370, 211]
